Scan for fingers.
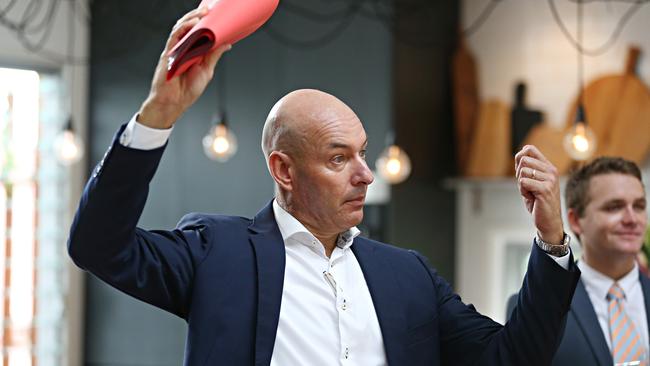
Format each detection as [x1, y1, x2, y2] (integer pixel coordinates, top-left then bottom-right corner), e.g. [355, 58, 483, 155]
[515, 145, 551, 168]
[184, 43, 232, 86]
[204, 43, 232, 71]
[517, 166, 552, 183]
[516, 160, 558, 195]
[518, 176, 552, 196]
[165, 6, 208, 50]
[515, 146, 556, 179]
[514, 144, 559, 209]
[176, 6, 208, 27]
[514, 148, 564, 241]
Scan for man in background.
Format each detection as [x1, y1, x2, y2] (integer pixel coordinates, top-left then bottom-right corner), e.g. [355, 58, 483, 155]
[510, 157, 648, 365]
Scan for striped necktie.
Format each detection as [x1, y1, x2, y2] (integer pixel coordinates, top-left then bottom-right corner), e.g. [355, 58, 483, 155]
[607, 283, 648, 365]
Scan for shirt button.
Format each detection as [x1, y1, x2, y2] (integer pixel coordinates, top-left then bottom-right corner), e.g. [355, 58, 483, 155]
[341, 299, 347, 310]
[345, 347, 350, 359]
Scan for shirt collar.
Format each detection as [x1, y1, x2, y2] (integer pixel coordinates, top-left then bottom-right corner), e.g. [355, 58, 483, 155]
[578, 260, 639, 300]
[272, 199, 360, 251]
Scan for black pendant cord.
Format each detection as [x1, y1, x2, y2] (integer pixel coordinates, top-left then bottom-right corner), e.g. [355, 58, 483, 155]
[66, 0, 76, 132]
[576, 0, 586, 125]
[216, 57, 227, 127]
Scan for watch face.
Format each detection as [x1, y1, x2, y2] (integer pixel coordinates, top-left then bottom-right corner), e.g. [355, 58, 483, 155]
[548, 245, 569, 256]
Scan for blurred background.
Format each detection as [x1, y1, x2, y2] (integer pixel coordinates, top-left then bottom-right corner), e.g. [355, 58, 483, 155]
[0, 0, 648, 365]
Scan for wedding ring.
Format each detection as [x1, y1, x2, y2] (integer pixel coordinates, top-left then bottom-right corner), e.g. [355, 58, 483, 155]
[532, 169, 536, 179]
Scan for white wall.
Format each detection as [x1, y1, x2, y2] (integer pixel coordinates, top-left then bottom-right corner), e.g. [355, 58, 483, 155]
[457, 0, 650, 323]
[463, 0, 650, 126]
[0, 2, 89, 366]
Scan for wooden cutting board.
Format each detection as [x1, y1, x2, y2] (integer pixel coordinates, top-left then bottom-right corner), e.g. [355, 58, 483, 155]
[465, 100, 511, 177]
[565, 47, 650, 164]
[452, 35, 480, 175]
[522, 123, 574, 175]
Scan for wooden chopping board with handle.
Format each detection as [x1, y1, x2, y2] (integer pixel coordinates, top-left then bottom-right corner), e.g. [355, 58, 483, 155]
[565, 47, 650, 164]
[452, 35, 480, 175]
[465, 100, 511, 177]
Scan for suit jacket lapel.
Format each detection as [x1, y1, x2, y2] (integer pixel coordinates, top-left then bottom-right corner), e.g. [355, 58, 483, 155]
[248, 201, 286, 366]
[352, 238, 407, 365]
[639, 271, 650, 337]
[571, 279, 613, 366]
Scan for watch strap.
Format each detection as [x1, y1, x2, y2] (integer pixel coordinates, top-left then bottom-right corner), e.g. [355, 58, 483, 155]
[535, 233, 570, 257]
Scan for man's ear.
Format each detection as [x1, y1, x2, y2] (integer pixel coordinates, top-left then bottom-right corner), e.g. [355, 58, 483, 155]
[268, 151, 293, 192]
[567, 208, 582, 238]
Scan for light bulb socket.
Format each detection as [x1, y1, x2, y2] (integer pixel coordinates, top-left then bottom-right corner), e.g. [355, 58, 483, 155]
[211, 111, 228, 127]
[64, 116, 75, 132]
[574, 104, 587, 125]
[219, 110, 228, 127]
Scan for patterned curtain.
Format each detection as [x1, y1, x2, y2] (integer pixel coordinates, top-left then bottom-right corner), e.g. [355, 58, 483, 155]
[0, 68, 66, 366]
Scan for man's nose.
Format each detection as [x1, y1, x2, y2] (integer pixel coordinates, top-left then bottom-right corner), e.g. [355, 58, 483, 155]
[353, 158, 374, 186]
[621, 205, 638, 225]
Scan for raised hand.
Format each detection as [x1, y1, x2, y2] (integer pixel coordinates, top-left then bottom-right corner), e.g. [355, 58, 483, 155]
[515, 145, 564, 245]
[137, 6, 232, 129]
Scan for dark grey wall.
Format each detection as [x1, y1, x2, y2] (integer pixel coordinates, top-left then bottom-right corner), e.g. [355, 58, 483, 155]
[390, 1, 459, 285]
[85, 1, 459, 365]
[86, 1, 393, 365]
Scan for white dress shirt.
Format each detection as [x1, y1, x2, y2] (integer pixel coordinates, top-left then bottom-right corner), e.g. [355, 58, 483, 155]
[577, 260, 649, 352]
[119, 115, 174, 149]
[270, 200, 387, 366]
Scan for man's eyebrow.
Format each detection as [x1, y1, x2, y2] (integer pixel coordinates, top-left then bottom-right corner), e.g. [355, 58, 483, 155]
[600, 198, 625, 205]
[327, 139, 368, 150]
[327, 142, 349, 149]
[600, 197, 646, 206]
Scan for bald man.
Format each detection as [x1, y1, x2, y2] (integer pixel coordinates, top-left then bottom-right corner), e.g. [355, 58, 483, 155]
[68, 8, 580, 366]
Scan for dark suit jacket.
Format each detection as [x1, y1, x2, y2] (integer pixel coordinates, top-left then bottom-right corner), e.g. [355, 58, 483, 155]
[68, 125, 580, 366]
[507, 269, 650, 365]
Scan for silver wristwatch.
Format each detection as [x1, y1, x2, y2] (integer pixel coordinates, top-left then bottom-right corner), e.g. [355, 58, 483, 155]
[535, 233, 570, 257]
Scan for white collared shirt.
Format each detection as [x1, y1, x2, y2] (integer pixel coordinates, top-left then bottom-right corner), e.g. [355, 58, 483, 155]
[270, 200, 387, 366]
[577, 260, 649, 351]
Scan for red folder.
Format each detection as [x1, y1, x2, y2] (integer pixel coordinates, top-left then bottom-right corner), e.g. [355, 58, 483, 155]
[167, 0, 279, 80]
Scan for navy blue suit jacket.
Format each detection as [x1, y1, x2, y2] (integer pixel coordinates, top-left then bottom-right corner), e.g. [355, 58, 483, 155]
[507, 269, 650, 365]
[68, 125, 580, 365]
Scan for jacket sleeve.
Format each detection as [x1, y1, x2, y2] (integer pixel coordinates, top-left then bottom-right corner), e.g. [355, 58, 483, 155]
[67, 124, 213, 319]
[413, 243, 580, 366]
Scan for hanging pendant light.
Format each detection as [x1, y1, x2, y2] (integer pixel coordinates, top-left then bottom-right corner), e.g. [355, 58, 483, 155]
[202, 57, 237, 162]
[54, 117, 85, 165]
[563, 105, 596, 160]
[55, 0, 85, 166]
[375, 131, 411, 184]
[563, 0, 596, 161]
[203, 113, 237, 162]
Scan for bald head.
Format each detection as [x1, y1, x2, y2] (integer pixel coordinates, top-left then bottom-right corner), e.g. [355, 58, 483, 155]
[261, 89, 358, 161]
[260, 89, 372, 244]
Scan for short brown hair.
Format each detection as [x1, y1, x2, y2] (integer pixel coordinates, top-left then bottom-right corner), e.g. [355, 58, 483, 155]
[565, 157, 644, 217]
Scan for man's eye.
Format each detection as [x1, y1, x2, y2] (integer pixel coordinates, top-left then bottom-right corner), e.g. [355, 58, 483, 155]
[332, 155, 345, 164]
[360, 150, 367, 160]
[604, 204, 623, 212]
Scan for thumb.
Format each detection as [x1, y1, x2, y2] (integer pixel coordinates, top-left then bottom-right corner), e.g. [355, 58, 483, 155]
[205, 43, 232, 71]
